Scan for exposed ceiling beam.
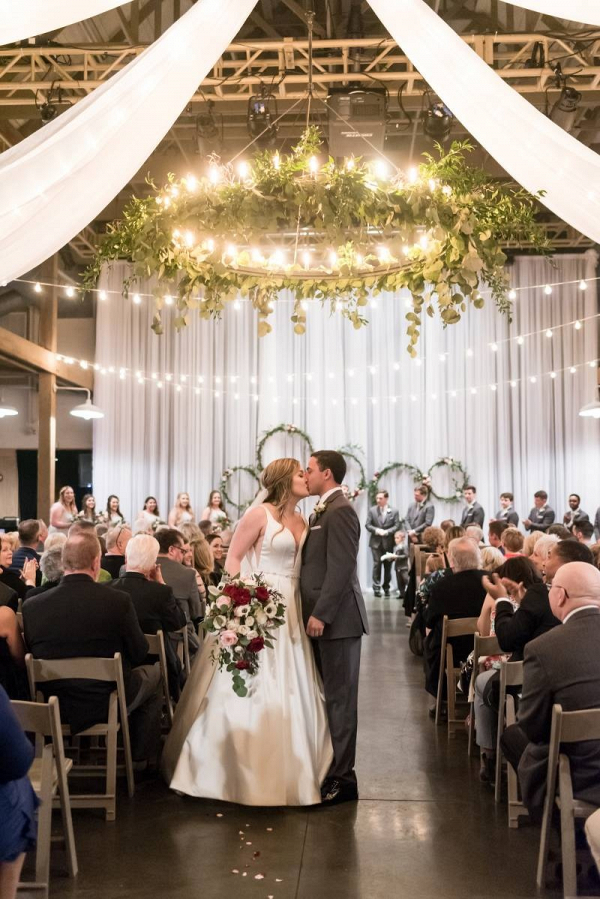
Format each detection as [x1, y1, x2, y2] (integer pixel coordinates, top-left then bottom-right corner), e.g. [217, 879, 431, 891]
[0, 326, 93, 390]
[279, 0, 326, 36]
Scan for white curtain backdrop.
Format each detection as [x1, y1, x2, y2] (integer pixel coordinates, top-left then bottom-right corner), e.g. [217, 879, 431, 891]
[0, 0, 126, 46]
[94, 254, 600, 584]
[0, 0, 255, 283]
[369, 0, 600, 245]
[505, 0, 600, 26]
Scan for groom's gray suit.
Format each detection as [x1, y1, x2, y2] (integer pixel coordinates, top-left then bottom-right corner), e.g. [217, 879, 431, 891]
[300, 488, 369, 788]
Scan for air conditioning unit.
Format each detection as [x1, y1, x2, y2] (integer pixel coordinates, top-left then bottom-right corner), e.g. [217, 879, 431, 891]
[327, 87, 387, 158]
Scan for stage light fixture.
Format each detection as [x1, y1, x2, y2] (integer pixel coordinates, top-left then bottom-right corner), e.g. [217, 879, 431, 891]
[423, 93, 454, 142]
[247, 88, 279, 147]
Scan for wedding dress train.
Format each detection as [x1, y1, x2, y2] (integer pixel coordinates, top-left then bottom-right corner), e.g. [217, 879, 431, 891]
[161, 507, 333, 806]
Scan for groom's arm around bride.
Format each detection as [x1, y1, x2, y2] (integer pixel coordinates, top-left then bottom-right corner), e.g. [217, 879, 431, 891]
[301, 451, 369, 803]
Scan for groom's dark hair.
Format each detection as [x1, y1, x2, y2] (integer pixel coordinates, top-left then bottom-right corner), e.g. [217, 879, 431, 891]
[312, 450, 346, 485]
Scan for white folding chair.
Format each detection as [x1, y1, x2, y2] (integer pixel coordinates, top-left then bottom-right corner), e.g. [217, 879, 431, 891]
[495, 659, 524, 805]
[467, 633, 501, 757]
[144, 630, 173, 725]
[435, 615, 478, 735]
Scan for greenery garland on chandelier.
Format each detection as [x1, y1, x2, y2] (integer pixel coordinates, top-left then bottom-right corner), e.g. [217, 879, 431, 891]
[86, 128, 549, 355]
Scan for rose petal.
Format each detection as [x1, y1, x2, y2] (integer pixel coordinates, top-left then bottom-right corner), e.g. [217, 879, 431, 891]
[232, 869, 239, 874]
[216, 813, 223, 818]
[246, 841, 252, 845]
[255, 874, 265, 880]
[266, 827, 273, 832]
[275, 878, 283, 882]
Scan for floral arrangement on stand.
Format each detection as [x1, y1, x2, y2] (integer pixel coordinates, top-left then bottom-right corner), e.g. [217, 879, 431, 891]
[85, 127, 549, 355]
[203, 574, 286, 697]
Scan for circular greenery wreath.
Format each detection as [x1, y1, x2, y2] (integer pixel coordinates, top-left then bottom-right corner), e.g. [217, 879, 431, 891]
[368, 462, 425, 504]
[425, 457, 470, 502]
[256, 423, 314, 473]
[85, 127, 549, 356]
[338, 447, 368, 503]
[220, 465, 261, 515]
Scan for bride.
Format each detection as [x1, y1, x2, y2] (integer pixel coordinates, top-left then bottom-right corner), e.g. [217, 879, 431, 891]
[161, 458, 333, 806]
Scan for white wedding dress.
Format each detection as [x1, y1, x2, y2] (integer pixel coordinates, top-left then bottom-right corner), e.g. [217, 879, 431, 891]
[161, 507, 333, 806]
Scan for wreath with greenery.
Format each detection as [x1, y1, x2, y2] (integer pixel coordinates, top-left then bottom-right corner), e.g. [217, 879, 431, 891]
[220, 465, 261, 515]
[368, 462, 425, 504]
[256, 423, 314, 472]
[425, 457, 470, 503]
[85, 127, 549, 355]
[337, 445, 368, 502]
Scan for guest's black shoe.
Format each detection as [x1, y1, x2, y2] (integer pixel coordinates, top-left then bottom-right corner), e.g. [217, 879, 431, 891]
[373, 591, 381, 597]
[321, 779, 359, 805]
[320, 778, 333, 799]
[383, 591, 390, 597]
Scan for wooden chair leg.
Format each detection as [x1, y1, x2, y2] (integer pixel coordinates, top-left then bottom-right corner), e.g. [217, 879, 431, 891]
[536, 793, 555, 889]
[435, 644, 446, 726]
[559, 757, 578, 898]
[446, 656, 456, 738]
[35, 747, 54, 892]
[105, 695, 118, 822]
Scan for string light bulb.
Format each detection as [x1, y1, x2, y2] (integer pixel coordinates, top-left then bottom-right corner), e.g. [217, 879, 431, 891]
[208, 165, 220, 185]
[490, 342, 498, 352]
[575, 320, 582, 330]
[508, 289, 517, 300]
[164, 294, 174, 306]
[273, 152, 280, 170]
[545, 329, 553, 338]
[185, 174, 197, 192]
[132, 293, 141, 305]
[544, 284, 552, 295]
[65, 286, 75, 298]
[237, 161, 249, 180]
[34, 282, 42, 293]
[308, 156, 319, 175]
[98, 290, 107, 301]
[579, 279, 588, 291]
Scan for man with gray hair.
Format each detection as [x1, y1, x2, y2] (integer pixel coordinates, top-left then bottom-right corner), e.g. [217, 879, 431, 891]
[24, 546, 64, 598]
[465, 525, 485, 547]
[501, 562, 600, 816]
[423, 537, 488, 712]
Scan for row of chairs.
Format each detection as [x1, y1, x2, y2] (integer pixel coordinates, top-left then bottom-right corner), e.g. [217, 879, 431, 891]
[431, 613, 600, 897]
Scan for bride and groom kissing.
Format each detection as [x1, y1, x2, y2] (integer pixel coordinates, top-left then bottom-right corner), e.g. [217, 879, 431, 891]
[161, 450, 369, 807]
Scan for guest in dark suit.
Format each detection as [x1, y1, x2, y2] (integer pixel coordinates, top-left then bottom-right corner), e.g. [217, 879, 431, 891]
[460, 485, 485, 528]
[492, 492, 519, 527]
[365, 491, 400, 597]
[100, 524, 132, 579]
[424, 537, 487, 707]
[23, 531, 161, 764]
[574, 519, 597, 549]
[10, 519, 41, 585]
[405, 486, 435, 545]
[544, 537, 595, 583]
[501, 562, 600, 817]
[156, 528, 202, 653]
[563, 493, 590, 532]
[523, 490, 555, 533]
[112, 534, 186, 699]
[488, 520, 508, 554]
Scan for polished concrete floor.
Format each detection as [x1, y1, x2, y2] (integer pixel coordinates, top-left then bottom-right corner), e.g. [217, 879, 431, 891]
[37, 597, 563, 899]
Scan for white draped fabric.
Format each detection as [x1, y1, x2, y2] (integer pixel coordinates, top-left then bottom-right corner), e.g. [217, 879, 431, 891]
[0, 0, 254, 283]
[505, 0, 600, 27]
[369, 0, 600, 245]
[94, 254, 600, 584]
[0, 0, 126, 46]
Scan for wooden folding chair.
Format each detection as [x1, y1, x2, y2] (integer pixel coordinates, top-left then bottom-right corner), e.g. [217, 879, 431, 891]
[12, 696, 78, 897]
[173, 624, 191, 676]
[467, 633, 501, 756]
[144, 630, 173, 726]
[435, 615, 478, 733]
[537, 704, 600, 898]
[504, 693, 529, 829]
[26, 652, 134, 822]
[495, 659, 524, 805]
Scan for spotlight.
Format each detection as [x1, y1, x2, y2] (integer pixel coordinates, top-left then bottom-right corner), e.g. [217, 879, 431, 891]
[549, 85, 582, 133]
[247, 88, 279, 147]
[195, 101, 223, 156]
[423, 93, 454, 142]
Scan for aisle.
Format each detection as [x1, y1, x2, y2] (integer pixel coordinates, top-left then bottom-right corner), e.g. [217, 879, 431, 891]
[47, 597, 547, 899]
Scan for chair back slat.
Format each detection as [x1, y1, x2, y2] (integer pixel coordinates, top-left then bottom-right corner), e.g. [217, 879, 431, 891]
[446, 616, 479, 638]
[557, 706, 600, 744]
[26, 653, 123, 684]
[11, 698, 55, 736]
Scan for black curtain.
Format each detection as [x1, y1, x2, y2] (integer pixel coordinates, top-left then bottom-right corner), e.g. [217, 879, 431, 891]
[16, 450, 93, 519]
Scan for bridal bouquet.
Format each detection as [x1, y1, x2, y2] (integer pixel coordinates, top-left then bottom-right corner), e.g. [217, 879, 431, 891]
[202, 575, 285, 697]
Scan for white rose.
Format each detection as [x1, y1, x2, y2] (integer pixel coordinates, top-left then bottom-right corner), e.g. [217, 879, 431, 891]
[213, 615, 227, 629]
[246, 630, 258, 639]
[254, 609, 268, 626]
[226, 619, 237, 630]
[245, 616, 254, 627]
[237, 625, 250, 636]
[235, 645, 244, 653]
[234, 604, 250, 618]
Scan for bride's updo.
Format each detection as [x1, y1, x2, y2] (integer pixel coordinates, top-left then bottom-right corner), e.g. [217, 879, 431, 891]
[261, 458, 301, 519]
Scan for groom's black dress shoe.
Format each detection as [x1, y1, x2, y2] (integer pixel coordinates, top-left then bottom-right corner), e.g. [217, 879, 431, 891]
[321, 779, 359, 805]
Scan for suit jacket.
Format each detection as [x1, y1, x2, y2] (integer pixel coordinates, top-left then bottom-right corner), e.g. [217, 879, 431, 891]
[516, 607, 600, 813]
[495, 507, 520, 527]
[525, 505, 555, 532]
[156, 557, 202, 624]
[22, 574, 149, 733]
[460, 502, 485, 528]
[563, 508, 590, 531]
[494, 582, 559, 661]
[300, 490, 369, 640]
[365, 505, 401, 551]
[405, 501, 435, 537]
[101, 554, 126, 579]
[0, 581, 18, 612]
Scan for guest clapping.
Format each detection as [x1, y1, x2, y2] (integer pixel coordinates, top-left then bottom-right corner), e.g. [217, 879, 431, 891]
[168, 492, 195, 528]
[49, 485, 77, 533]
[0, 535, 36, 606]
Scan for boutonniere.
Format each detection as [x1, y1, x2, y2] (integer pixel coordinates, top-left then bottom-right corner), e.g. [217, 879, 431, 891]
[312, 501, 327, 520]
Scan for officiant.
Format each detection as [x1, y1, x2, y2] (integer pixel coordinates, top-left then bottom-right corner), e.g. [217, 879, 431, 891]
[365, 491, 400, 597]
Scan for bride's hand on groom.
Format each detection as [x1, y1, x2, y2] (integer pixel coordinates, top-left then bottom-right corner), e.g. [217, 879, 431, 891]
[306, 615, 325, 638]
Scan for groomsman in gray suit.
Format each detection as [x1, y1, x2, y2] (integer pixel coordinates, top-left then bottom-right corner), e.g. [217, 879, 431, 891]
[365, 490, 400, 597]
[491, 492, 520, 527]
[460, 485, 485, 528]
[302, 450, 369, 805]
[523, 490, 555, 533]
[562, 493, 590, 532]
[405, 485, 435, 545]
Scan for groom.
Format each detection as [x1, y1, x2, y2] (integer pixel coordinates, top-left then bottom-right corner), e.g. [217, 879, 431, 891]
[302, 450, 369, 804]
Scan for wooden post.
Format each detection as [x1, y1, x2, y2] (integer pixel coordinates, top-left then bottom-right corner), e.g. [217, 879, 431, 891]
[37, 256, 58, 518]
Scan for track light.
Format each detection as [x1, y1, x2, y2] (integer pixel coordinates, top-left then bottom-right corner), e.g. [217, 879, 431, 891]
[247, 89, 278, 147]
[549, 85, 582, 133]
[423, 95, 454, 142]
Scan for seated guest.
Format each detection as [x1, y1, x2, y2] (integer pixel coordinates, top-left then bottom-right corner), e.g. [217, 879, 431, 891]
[523, 530, 544, 557]
[595, 506, 600, 541]
[523, 490, 555, 533]
[10, 519, 41, 577]
[544, 537, 595, 582]
[444, 525, 465, 548]
[460, 485, 485, 528]
[25, 546, 64, 598]
[403, 526, 445, 618]
[189, 536, 213, 612]
[574, 519, 596, 548]
[480, 546, 504, 571]
[501, 562, 600, 818]
[501, 527, 524, 558]
[424, 537, 488, 713]
[530, 534, 559, 580]
[156, 528, 202, 653]
[43, 532, 67, 553]
[198, 520, 213, 538]
[23, 532, 161, 765]
[206, 533, 225, 587]
[36, 520, 48, 553]
[474, 557, 558, 781]
[179, 522, 202, 543]
[101, 525, 132, 579]
[0, 535, 36, 605]
[563, 493, 590, 532]
[547, 523, 572, 540]
[491, 492, 519, 527]
[466, 525, 485, 547]
[592, 544, 600, 571]
[488, 520, 508, 553]
[439, 519, 455, 533]
[0, 684, 38, 898]
[132, 517, 153, 536]
[112, 535, 186, 699]
[0, 607, 27, 699]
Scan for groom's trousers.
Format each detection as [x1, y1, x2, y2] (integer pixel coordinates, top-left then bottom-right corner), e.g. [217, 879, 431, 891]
[313, 636, 362, 787]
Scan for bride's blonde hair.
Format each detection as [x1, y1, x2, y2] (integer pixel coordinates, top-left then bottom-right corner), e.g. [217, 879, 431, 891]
[261, 458, 301, 521]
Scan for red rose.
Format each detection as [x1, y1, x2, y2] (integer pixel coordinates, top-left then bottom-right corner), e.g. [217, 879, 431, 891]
[235, 660, 250, 670]
[254, 587, 269, 602]
[233, 587, 252, 607]
[247, 637, 265, 654]
[223, 584, 237, 597]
